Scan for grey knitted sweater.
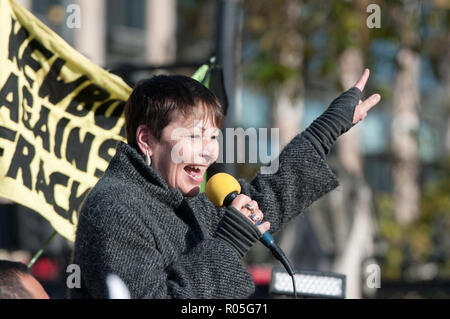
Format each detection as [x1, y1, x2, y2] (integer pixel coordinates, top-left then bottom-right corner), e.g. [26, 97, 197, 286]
[69, 133, 338, 299]
[69, 88, 362, 299]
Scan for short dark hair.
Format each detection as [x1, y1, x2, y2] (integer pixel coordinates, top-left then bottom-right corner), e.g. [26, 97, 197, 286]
[0, 260, 32, 299]
[124, 75, 224, 149]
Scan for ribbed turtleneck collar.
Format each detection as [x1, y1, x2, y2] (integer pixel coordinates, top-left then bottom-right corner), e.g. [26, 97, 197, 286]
[106, 141, 185, 208]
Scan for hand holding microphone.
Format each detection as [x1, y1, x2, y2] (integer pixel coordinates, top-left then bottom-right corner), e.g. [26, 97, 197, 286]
[206, 173, 294, 278]
[229, 194, 271, 236]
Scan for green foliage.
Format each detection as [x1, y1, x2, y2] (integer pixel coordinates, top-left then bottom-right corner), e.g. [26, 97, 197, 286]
[375, 157, 450, 280]
[245, 52, 298, 90]
[242, 0, 450, 283]
[243, 0, 305, 90]
[327, 0, 362, 53]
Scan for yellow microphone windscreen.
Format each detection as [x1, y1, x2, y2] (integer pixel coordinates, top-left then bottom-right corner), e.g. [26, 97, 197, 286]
[205, 172, 241, 207]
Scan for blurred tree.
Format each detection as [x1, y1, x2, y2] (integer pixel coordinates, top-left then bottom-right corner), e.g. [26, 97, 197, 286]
[390, 0, 422, 226]
[376, 156, 450, 281]
[242, 0, 307, 266]
[244, 0, 378, 298]
[424, 1, 450, 155]
[243, 0, 305, 147]
[176, 0, 215, 62]
[325, 0, 377, 299]
[242, 0, 450, 296]
[373, 0, 450, 285]
[146, 0, 176, 65]
[443, 36, 450, 154]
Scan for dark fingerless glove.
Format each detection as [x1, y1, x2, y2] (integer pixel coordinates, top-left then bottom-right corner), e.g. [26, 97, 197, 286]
[215, 206, 262, 257]
[303, 87, 362, 159]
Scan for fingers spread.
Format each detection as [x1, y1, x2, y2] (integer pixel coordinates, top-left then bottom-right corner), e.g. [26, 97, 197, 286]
[362, 94, 381, 113]
[354, 68, 370, 92]
[353, 93, 380, 123]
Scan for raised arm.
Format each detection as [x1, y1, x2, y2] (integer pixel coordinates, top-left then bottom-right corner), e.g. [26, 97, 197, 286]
[239, 69, 380, 234]
[238, 132, 339, 235]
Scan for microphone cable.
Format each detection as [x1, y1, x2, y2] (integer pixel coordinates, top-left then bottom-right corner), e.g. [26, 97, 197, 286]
[265, 238, 297, 299]
[292, 273, 297, 300]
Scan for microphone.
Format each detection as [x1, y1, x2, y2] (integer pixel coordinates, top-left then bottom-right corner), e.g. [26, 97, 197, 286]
[205, 173, 295, 278]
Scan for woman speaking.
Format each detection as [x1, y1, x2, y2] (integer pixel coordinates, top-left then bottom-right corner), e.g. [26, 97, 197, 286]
[69, 70, 380, 298]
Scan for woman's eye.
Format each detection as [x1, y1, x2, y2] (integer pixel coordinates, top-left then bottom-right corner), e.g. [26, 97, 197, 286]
[190, 135, 201, 139]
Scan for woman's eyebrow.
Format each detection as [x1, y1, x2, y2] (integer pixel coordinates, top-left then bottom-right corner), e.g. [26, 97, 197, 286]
[201, 128, 220, 133]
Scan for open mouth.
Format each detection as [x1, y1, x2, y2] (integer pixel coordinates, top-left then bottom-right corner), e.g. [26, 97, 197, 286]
[183, 165, 205, 183]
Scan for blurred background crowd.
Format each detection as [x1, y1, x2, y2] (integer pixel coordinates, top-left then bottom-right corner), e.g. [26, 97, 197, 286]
[0, 0, 449, 298]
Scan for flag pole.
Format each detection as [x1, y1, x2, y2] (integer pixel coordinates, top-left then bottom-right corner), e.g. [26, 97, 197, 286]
[27, 230, 58, 269]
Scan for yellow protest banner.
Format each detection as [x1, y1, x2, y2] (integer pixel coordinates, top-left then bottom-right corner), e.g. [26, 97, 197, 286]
[0, 0, 132, 242]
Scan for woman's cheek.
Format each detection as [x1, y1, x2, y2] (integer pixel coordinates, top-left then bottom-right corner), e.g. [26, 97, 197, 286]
[170, 138, 196, 164]
[213, 140, 220, 160]
[210, 144, 219, 163]
[205, 139, 219, 163]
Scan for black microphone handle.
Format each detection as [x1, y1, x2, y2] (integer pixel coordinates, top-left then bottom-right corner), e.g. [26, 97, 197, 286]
[223, 191, 239, 207]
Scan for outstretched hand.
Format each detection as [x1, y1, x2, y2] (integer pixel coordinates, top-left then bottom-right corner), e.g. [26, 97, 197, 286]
[303, 68, 381, 158]
[352, 69, 381, 124]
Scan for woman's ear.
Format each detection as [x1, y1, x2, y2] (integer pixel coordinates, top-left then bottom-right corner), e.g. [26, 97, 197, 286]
[136, 125, 156, 156]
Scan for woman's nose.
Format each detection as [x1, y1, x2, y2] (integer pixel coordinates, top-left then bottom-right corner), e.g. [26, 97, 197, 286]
[201, 139, 218, 163]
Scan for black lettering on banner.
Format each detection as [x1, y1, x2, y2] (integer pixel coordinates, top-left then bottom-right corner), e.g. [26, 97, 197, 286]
[7, 17, 30, 66]
[35, 159, 70, 219]
[94, 99, 125, 130]
[0, 126, 17, 142]
[21, 85, 34, 130]
[68, 181, 91, 222]
[94, 169, 104, 179]
[54, 117, 70, 159]
[52, 177, 69, 218]
[94, 138, 119, 178]
[19, 39, 53, 87]
[0, 126, 17, 157]
[35, 160, 50, 202]
[32, 105, 50, 151]
[6, 134, 35, 190]
[65, 127, 94, 172]
[66, 83, 110, 117]
[0, 72, 19, 123]
[39, 57, 88, 104]
[119, 123, 126, 138]
[7, 18, 54, 88]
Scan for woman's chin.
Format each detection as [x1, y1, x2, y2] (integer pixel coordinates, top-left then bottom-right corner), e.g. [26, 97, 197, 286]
[181, 185, 201, 197]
